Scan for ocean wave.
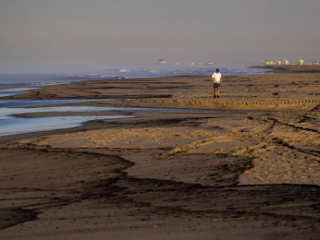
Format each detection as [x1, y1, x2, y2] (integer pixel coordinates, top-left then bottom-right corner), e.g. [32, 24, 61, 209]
[119, 68, 131, 73]
[30, 82, 64, 85]
[107, 76, 129, 80]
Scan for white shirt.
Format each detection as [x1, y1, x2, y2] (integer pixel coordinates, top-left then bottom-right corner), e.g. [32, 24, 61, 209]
[212, 72, 221, 83]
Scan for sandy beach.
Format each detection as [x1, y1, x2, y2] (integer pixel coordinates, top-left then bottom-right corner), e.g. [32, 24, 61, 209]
[1, 66, 320, 239]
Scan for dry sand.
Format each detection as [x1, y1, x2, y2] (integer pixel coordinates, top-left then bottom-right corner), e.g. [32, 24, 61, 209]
[1, 67, 320, 239]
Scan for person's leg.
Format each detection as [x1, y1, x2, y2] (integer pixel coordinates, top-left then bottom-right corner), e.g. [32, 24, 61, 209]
[213, 84, 216, 98]
[217, 87, 220, 96]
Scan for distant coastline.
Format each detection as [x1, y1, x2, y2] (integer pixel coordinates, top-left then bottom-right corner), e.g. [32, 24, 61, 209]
[251, 64, 320, 74]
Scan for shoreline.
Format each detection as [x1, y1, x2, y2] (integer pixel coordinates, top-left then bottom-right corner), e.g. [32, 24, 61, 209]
[0, 71, 320, 239]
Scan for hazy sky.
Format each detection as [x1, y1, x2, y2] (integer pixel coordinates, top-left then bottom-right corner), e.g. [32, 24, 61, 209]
[1, 0, 320, 73]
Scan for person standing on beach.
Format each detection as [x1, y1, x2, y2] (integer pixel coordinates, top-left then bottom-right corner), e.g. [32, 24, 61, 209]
[212, 68, 222, 98]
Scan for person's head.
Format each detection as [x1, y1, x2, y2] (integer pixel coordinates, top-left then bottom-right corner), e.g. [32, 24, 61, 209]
[216, 68, 219, 73]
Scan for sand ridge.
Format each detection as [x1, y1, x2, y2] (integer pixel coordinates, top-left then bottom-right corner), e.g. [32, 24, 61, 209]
[124, 97, 320, 110]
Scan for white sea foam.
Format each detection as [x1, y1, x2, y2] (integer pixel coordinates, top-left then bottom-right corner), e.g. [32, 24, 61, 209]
[119, 68, 131, 73]
[30, 82, 63, 85]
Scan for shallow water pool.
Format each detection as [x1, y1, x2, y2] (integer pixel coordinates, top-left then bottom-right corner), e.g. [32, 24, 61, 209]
[0, 99, 208, 137]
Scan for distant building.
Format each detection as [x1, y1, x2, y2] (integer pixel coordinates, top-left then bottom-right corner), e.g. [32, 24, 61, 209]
[277, 61, 282, 65]
[312, 61, 319, 65]
[265, 60, 274, 65]
[284, 60, 290, 65]
[206, 61, 214, 66]
[158, 59, 167, 65]
[298, 59, 304, 65]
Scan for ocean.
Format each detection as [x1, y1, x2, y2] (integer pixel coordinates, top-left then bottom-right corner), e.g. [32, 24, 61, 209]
[0, 65, 266, 90]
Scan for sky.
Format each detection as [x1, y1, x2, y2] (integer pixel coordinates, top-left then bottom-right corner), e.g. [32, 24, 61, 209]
[1, 0, 320, 73]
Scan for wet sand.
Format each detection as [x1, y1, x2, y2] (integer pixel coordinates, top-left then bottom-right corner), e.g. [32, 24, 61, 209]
[1, 68, 320, 239]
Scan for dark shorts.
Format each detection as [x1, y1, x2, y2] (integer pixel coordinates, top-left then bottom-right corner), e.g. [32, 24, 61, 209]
[213, 83, 220, 89]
